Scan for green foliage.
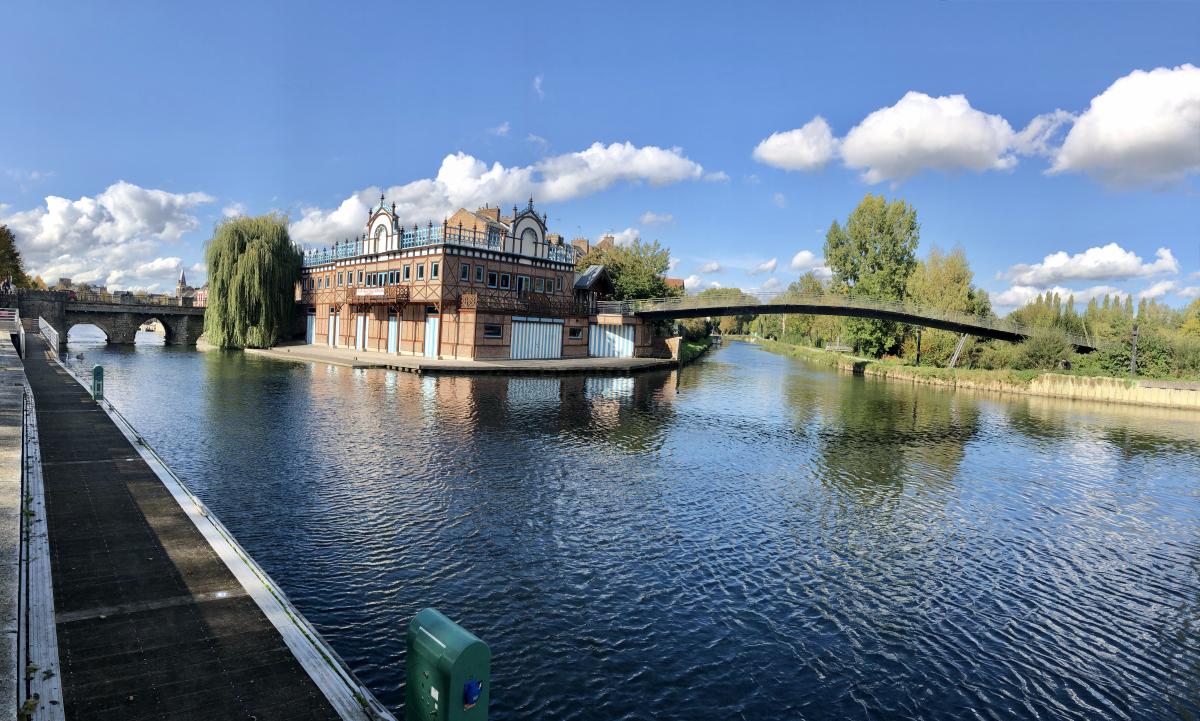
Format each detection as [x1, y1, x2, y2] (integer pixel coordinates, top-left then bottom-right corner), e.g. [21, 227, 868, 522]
[824, 194, 920, 357]
[204, 214, 301, 349]
[678, 317, 711, 341]
[694, 286, 759, 335]
[1015, 329, 1074, 370]
[902, 245, 991, 365]
[575, 239, 680, 300]
[0, 225, 31, 287]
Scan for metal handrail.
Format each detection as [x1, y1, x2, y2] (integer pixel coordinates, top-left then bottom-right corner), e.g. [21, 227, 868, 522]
[302, 221, 576, 267]
[597, 291, 1097, 349]
[70, 291, 195, 308]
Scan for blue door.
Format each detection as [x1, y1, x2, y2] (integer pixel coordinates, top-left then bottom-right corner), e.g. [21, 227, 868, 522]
[423, 317, 440, 358]
[306, 313, 315, 344]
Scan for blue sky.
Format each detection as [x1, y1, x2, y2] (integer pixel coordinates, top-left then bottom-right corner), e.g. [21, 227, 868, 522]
[1, 1, 1198, 309]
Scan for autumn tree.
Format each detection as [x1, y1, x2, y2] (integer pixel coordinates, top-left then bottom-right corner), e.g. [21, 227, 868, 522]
[902, 245, 991, 365]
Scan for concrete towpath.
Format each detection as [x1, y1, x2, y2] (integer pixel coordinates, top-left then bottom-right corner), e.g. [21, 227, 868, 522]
[22, 335, 390, 721]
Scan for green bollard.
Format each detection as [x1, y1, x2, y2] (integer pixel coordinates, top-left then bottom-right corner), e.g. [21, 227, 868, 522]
[92, 365, 104, 401]
[406, 608, 490, 721]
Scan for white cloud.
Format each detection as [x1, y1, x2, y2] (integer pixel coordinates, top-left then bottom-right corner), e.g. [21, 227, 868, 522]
[640, 211, 673, 226]
[683, 274, 702, 290]
[752, 116, 838, 171]
[760, 277, 781, 291]
[1003, 243, 1178, 285]
[487, 121, 510, 137]
[609, 228, 640, 246]
[790, 249, 824, 271]
[668, 257, 680, 272]
[1050, 64, 1200, 186]
[1178, 286, 1200, 299]
[707, 281, 723, 289]
[703, 171, 730, 182]
[813, 266, 832, 279]
[750, 258, 777, 275]
[1, 180, 213, 290]
[1014, 110, 1075, 157]
[221, 202, 246, 217]
[993, 284, 1123, 309]
[290, 142, 709, 245]
[527, 133, 548, 149]
[771, 192, 786, 208]
[841, 92, 1018, 183]
[533, 74, 544, 100]
[1138, 280, 1176, 299]
[698, 261, 721, 273]
[190, 262, 206, 273]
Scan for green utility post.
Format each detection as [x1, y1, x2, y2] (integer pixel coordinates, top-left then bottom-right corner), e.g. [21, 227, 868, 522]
[406, 608, 490, 721]
[91, 365, 104, 401]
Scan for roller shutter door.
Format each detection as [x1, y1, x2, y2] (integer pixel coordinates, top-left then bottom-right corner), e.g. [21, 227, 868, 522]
[511, 319, 563, 359]
[588, 323, 634, 357]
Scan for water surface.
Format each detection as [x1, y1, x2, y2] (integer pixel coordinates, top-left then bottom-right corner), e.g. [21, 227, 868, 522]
[65, 328, 1200, 721]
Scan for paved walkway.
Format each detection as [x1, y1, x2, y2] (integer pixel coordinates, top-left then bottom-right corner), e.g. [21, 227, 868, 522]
[23, 336, 349, 721]
[248, 343, 677, 375]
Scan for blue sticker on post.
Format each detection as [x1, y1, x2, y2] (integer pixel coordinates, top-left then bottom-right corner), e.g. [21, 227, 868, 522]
[463, 679, 482, 710]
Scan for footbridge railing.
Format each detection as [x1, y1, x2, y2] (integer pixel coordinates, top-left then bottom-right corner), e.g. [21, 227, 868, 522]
[597, 292, 1098, 351]
[38, 317, 59, 357]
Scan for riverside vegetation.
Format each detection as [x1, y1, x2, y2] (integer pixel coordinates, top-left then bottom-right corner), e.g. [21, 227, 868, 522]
[716, 194, 1200, 382]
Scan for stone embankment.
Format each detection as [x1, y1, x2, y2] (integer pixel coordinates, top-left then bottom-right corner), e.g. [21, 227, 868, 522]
[746, 338, 1200, 411]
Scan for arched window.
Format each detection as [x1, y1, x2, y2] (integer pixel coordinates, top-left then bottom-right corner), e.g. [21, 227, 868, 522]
[521, 227, 539, 256]
[374, 224, 387, 253]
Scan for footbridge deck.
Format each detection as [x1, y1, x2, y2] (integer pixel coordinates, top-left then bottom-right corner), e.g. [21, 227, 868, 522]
[598, 293, 1098, 352]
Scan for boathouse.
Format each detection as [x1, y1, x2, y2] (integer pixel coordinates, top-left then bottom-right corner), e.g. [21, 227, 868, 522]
[298, 198, 661, 360]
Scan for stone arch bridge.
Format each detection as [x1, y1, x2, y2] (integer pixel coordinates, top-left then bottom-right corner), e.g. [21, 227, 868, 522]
[6, 290, 205, 353]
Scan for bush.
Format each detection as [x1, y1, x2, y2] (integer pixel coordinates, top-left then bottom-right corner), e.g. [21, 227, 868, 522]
[677, 317, 710, 341]
[975, 341, 1020, 370]
[1016, 330, 1073, 370]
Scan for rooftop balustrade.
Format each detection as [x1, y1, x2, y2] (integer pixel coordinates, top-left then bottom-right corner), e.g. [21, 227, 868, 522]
[302, 222, 575, 267]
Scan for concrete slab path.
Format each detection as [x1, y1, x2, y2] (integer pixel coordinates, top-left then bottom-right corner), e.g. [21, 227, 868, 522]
[23, 336, 357, 721]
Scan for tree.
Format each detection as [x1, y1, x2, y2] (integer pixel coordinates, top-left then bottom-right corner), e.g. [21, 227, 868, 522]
[824, 194, 919, 356]
[204, 214, 301, 349]
[575, 239, 681, 301]
[30, 275, 47, 290]
[903, 245, 990, 365]
[0, 225, 30, 287]
[693, 287, 758, 335]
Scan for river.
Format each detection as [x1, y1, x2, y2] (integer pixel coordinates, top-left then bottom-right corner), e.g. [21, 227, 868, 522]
[64, 326, 1200, 721]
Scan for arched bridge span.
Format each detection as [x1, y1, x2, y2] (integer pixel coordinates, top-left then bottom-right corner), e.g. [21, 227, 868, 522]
[597, 293, 1098, 352]
[4, 290, 205, 354]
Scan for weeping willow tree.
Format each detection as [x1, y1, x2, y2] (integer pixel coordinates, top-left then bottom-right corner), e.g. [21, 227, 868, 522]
[204, 214, 301, 348]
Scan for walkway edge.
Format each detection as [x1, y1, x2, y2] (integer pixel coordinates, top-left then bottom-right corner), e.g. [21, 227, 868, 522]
[50, 354, 397, 721]
[18, 386, 65, 721]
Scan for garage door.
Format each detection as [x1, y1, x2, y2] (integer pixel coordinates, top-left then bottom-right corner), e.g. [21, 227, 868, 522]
[589, 323, 634, 357]
[511, 318, 563, 359]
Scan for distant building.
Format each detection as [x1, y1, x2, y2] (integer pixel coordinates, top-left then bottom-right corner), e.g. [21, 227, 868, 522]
[571, 237, 590, 257]
[56, 277, 73, 290]
[194, 283, 208, 307]
[665, 278, 685, 291]
[175, 269, 197, 304]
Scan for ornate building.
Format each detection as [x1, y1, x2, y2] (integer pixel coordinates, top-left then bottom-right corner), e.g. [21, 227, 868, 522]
[298, 198, 653, 360]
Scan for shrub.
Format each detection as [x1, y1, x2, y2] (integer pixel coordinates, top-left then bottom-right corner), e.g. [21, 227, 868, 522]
[1016, 330, 1073, 370]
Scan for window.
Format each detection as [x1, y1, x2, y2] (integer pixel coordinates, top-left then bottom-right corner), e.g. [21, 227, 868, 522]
[517, 275, 530, 294]
[483, 324, 503, 339]
[556, 277, 563, 292]
[487, 271, 498, 288]
[499, 273, 510, 290]
[337, 272, 343, 287]
[315, 277, 321, 290]
[568, 327, 583, 340]
[416, 263, 425, 281]
[325, 274, 331, 288]
[535, 277, 545, 293]
[461, 263, 470, 281]
[403, 264, 411, 281]
[475, 265, 484, 283]
[357, 270, 363, 285]
[431, 261, 439, 280]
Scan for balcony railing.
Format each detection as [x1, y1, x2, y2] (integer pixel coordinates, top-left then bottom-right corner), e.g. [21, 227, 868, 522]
[459, 290, 593, 317]
[302, 222, 576, 267]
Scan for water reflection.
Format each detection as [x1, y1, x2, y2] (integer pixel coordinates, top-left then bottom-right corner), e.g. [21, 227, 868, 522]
[66, 338, 1200, 721]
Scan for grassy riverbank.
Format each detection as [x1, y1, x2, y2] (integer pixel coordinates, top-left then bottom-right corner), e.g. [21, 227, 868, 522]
[679, 339, 710, 365]
[735, 336, 1200, 411]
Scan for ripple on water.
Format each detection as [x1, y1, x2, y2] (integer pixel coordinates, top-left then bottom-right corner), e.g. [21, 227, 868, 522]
[70, 339, 1200, 721]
